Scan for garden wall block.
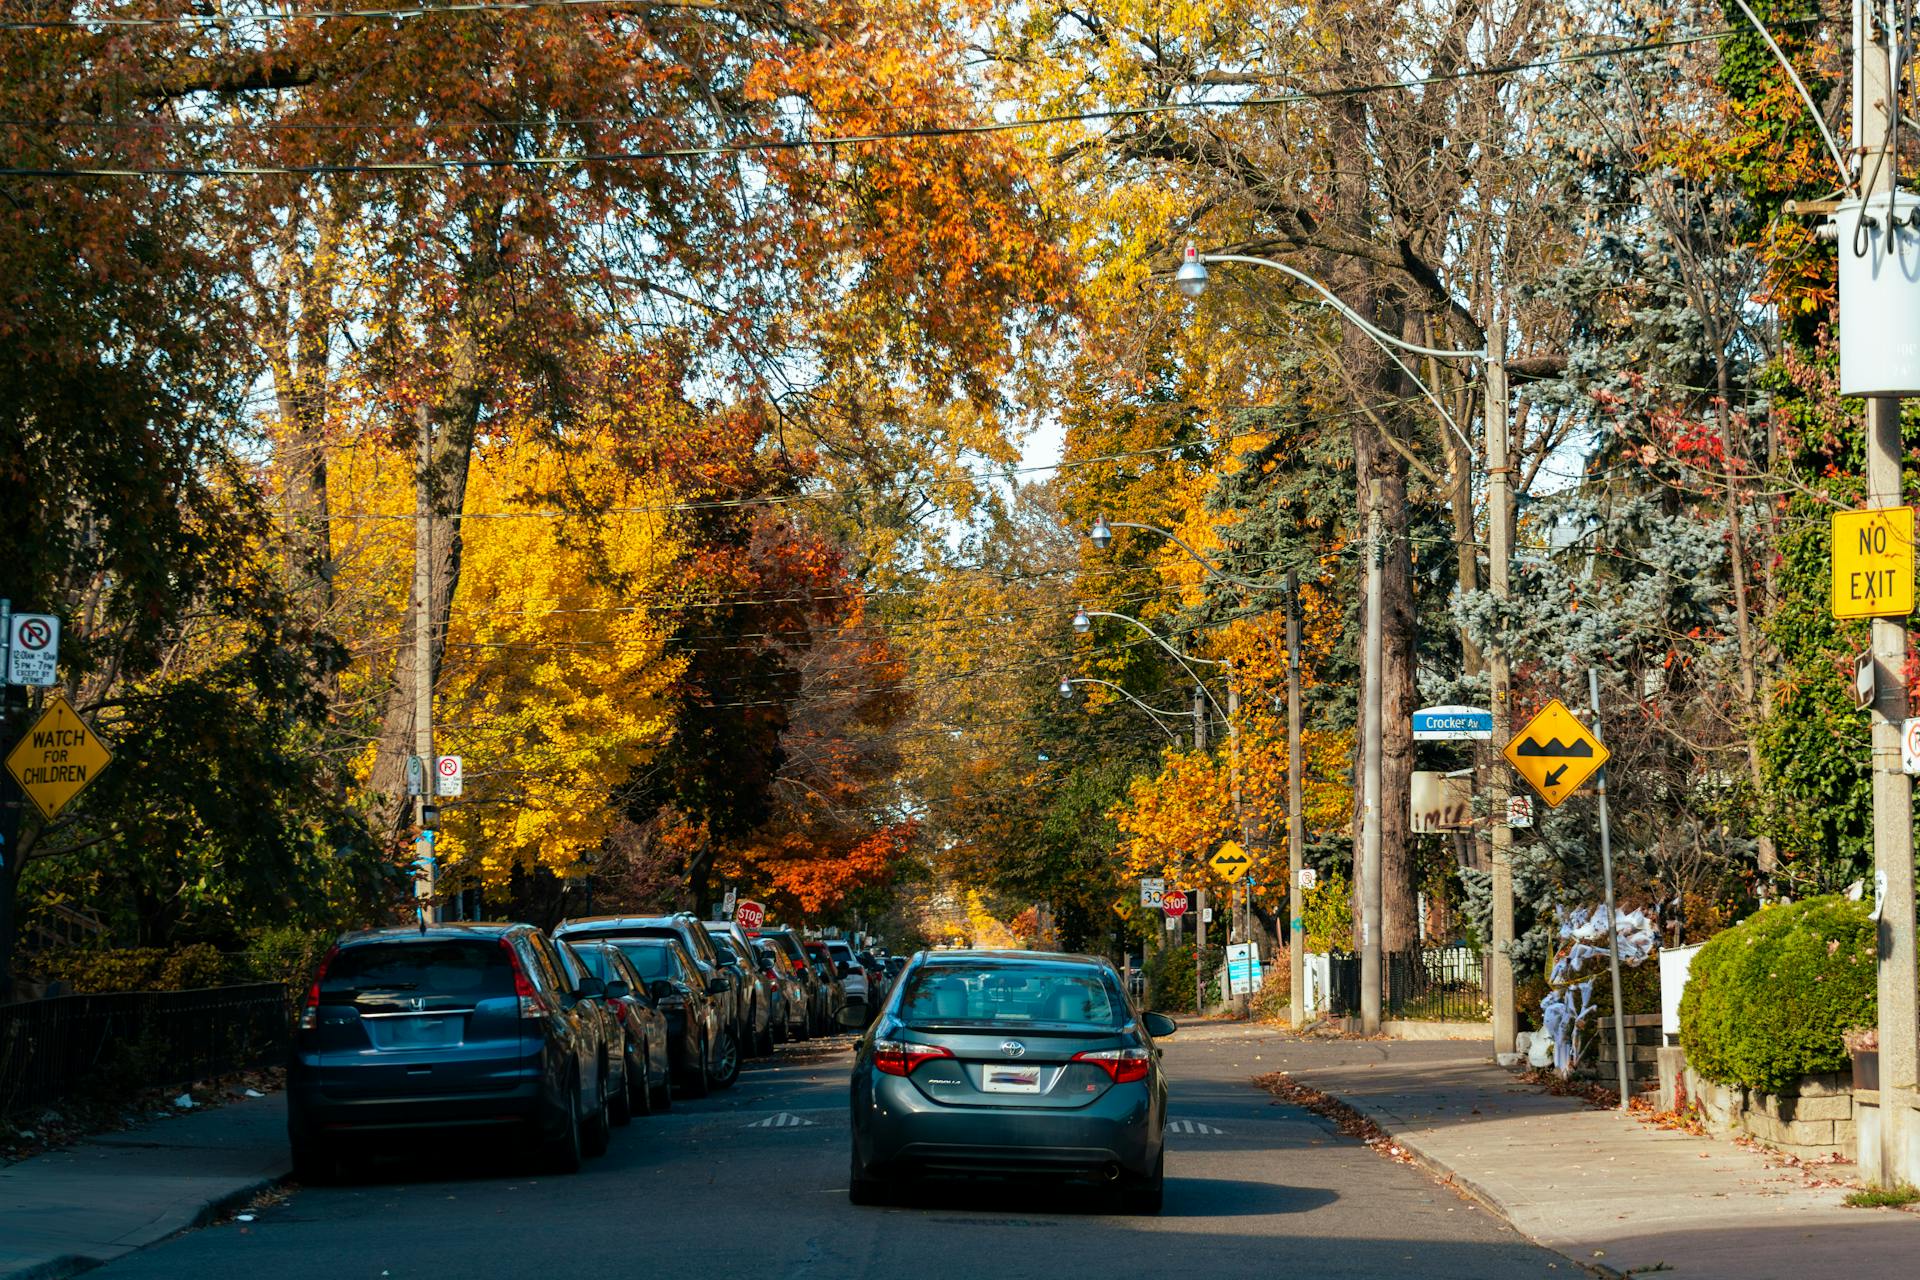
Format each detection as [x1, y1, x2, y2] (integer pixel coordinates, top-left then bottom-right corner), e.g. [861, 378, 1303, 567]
[1676, 1059, 1855, 1159]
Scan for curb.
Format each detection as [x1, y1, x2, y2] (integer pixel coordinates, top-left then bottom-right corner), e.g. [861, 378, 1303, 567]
[0, 1171, 289, 1280]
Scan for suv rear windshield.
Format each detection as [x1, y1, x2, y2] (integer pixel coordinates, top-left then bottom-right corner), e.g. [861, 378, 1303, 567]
[321, 939, 514, 1001]
[614, 939, 681, 982]
[896, 963, 1124, 1030]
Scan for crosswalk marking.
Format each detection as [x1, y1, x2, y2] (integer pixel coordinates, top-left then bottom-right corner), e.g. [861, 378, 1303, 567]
[1165, 1119, 1224, 1135]
[745, 1111, 816, 1129]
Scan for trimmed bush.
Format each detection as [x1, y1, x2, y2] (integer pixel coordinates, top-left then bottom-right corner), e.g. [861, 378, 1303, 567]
[1678, 896, 1876, 1092]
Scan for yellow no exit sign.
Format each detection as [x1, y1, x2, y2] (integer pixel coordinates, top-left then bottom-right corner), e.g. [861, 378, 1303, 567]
[1832, 506, 1915, 620]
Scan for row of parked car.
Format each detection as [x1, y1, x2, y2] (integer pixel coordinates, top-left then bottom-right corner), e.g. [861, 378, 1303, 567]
[286, 912, 891, 1180]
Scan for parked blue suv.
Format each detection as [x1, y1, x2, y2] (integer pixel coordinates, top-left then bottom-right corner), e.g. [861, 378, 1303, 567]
[287, 923, 613, 1180]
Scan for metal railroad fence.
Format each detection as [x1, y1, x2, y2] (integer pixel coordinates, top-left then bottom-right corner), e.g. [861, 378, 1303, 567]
[0, 983, 290, 1119]
[1326, 946, 1489, 1022]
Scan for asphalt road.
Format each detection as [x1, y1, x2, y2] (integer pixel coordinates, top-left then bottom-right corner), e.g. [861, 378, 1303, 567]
[94, 1026, 1568, 1279]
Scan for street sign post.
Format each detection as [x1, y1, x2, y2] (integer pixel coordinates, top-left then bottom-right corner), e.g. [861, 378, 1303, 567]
[6, 614, 59, 687]
[1162, 889, 1189, 919]
[1411, 704, 1493, 740]
[1501, 697, 1610, 808]
[1208, 840, 1251, 881]
[1831, 505, 1916, 619]
[5, 695, 112, 821]
[434, 755, 463, 797]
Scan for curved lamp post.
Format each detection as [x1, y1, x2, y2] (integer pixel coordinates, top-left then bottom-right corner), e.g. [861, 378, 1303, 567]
[1087, 514, 1302, 1022]
[1057, 676, 1193, 743]
[1171, 241, 1518, 1038]
[1071, 606, 1228, 720]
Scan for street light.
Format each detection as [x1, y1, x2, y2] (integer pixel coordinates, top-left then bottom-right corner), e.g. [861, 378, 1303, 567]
[1072, 607, 1091, 634]
[1087, 515, 1299, 1022]
[1058, 675, 1195, 743]
[1070, 607, 1226, 718]
[1167, 242, 1503, 1037]
[1174, 243, 1210, 299]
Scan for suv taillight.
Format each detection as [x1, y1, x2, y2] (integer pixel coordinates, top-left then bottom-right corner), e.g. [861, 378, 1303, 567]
[873, 1039, 954, 1077]
[501, 937, 552, 1018]
[1072, 1047, 1150, 1084]
[299, 945, 339, 1030]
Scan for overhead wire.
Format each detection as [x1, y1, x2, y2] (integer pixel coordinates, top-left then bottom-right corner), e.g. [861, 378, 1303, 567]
[0, 28, 1741, 178]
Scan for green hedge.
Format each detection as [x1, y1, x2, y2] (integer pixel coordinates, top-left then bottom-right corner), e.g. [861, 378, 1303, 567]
[1678, 896, 1876, 1092]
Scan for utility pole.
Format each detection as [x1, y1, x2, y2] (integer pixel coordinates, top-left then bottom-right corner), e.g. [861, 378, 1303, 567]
[1858, 0, 1918, 1188]
[1587, 670, 1632, 1108]
[412, 405, 440, 927]
[1228, 675, 1249, 1016]
[1194, 682, 1208, 1015]
[1361, 481, 1385, 1034]
[1486, 322, 1519, 1057]
[0, 598, 19, 999]
[1286, 571, 1307, 1027]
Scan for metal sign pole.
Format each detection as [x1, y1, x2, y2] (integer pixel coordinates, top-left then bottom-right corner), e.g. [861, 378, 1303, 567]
[1587, 668, 1631, 1109]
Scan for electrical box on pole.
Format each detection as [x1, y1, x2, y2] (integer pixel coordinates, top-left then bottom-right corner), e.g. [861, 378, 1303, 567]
[1837, 191, 1920, 396]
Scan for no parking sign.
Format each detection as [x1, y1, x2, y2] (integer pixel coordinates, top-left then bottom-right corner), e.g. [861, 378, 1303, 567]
[1903, 719, 1920, 777]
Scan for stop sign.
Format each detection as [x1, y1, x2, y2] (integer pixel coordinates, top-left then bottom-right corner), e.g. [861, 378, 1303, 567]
[734, 899, 766, 933]
[1162, 890, 1189, 918]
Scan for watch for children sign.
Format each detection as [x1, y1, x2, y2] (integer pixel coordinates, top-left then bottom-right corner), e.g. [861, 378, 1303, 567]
[5, 695, 113, 821]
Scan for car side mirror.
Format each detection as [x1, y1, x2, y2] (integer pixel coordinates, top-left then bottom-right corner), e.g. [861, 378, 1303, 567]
[837, 1004, 868, 1031]
[604, 980, 630, 1000]
[1143, 1011, 1179, 1038]
[648, 979, 673, 1002]
[708, 975, 733, 995]
[576, 976, 605, 1000]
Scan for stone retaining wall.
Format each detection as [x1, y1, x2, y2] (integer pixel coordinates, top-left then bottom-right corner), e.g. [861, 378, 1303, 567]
[1655, 1046, 1854, 1158]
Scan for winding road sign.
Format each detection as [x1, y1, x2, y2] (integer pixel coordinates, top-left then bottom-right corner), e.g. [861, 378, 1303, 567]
[1501, 697, 1608, 809]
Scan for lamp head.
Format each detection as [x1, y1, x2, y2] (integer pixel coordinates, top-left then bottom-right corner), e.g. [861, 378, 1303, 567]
[1058, 676, 1074, 698]
[1089, 515, 1112, 550]
[1173, 243, 1209, 299]
[1072, 608, 1091, 634]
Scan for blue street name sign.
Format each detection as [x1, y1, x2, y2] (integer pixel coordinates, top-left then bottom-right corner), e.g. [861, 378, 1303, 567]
[1411, 704, 1494, 741]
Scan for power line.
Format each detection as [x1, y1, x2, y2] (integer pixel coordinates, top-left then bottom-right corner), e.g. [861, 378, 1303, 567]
[0, 0, 722, 31]
[0, 29, 1735, 179]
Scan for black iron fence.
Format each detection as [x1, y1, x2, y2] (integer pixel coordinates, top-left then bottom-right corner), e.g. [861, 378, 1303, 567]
[1326, 946, 1490, 1022]
[0, 983, 290, 1118]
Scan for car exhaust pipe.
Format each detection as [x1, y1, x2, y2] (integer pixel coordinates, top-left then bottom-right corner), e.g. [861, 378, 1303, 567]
[1102, 1163, 1121, 1182]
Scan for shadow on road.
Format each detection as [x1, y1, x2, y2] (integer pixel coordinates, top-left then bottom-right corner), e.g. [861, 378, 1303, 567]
[872, 1174, 1337, 1219]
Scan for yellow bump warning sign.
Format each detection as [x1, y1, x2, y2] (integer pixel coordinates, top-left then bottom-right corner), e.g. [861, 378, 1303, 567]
[1209, 840, 1253, 881]
[1500, 698, 1608, 809]
[1831, 506, 1915, 620]
[5, 695, 113, 821]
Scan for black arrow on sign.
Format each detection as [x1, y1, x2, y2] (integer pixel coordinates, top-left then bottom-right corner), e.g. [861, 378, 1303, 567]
[1544, 764, 1567, 788]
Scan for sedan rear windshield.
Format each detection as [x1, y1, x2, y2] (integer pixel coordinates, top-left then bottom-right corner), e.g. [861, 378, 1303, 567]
[321, 940, 514, 1000]
[896, 964, 1125, 1030]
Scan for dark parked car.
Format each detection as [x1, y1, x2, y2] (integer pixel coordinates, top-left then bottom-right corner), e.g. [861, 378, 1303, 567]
[805, 940, 856, 1028]
[703, 921, 775, 1056]
[753, 940, 810, 1042]
[288, 924, 613, 1180]
[572, 941, 673, 1115]
[555, 915, 742, 1089]
[759, 926, 833, 1035]
[847, 949, 1177, 1213]
[568, 931, 723, 1097]
[554, 940, 633, 1128]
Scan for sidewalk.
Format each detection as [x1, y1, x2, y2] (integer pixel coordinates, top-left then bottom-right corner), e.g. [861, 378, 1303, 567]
[0, 1093, 288, 1280]
[1247, 1030, 1920, 1279]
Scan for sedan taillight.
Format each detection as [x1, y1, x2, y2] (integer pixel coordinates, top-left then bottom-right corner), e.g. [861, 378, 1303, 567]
[872, 1039, 954, 1077]
[1072, 1047, 1151, 1084]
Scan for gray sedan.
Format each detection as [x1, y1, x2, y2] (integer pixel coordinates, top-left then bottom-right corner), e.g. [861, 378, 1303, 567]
[847, 949, 1177, 1213]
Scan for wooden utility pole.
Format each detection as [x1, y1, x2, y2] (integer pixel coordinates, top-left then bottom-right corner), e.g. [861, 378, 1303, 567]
[1287, 572, 1307, 1026]
[1486, 323, 1518, 1056]
[1194, 683, 1208, 1015]
[1361, 481, 1385, 1034]
[412, 405, 440, 927]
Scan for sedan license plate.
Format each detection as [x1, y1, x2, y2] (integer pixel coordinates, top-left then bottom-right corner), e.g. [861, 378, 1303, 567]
[982, 1065, 1042, 1093]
